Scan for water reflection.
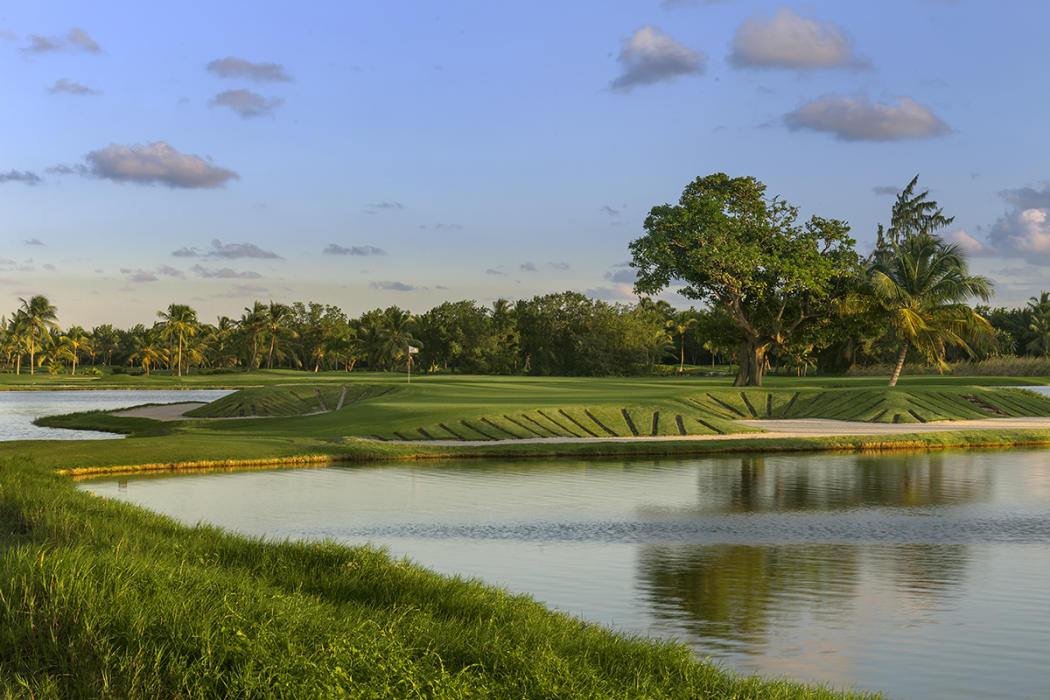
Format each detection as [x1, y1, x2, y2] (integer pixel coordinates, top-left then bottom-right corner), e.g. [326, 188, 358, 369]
[79, 449, 1050, 700]
[639, 453, 993, 516]
[638, 544, 860, 652]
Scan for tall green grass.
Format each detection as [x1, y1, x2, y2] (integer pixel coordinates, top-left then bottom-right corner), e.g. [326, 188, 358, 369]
[0, 455, 880, 698]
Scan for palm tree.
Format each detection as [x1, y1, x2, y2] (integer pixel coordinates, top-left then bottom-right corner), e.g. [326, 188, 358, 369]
[130, 340, 168, 377]
[867, 232, 993, 386]
[156, 303, 199, 377]
[18, 295, 58, 375]
[378, 307, 421, 371]
[63, 326, 92, 376]
[263, 301, 295, 369]
[2, 313, 31, 375]
[239, 302, 267, 369]
[665, 316, 697, 373]
[1026, 292, 1050, 358]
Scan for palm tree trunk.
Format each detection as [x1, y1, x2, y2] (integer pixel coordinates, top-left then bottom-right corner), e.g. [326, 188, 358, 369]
[29, 336, 34, 375]
[178, 333, 183, 377]
[888, 342, 909, 387]
[679, 338, 685, 373]
[268, 333, 276, 369]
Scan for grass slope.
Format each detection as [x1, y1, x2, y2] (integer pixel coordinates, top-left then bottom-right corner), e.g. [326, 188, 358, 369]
[0, 455, 881, 698]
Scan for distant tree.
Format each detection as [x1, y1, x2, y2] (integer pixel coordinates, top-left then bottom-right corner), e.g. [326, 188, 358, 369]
[665, 314, 697, 373]
[18, 295, 59, 376]
[263, 301, 296, 369]
[130, 338, 168, 377]
[630, 174, 858, 386]
[1026, 292, 1050, 358]
[156, 303, 199, 377]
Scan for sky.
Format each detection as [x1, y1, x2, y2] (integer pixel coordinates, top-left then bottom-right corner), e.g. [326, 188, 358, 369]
[3, 0, 1050, 328]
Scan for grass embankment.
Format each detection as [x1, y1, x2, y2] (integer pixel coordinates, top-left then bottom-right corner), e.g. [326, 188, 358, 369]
[0, 455, 880, 698]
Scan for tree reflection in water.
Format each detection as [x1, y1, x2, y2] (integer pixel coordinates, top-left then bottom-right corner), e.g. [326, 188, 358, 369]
[634, 454, 980, 653]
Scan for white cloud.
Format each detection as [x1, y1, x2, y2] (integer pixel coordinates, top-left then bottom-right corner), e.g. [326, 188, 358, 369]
[610, 26, 706, 92]
[988, 182, 1050, 262]
[943, 229, 992, 257]
[210, 89, 282, 118]
[206, 56, 292, 82]
[85, 142, 239, 188]
[990, 208, 1050, 258]
[784, 95, 948, 141]
[730, 8, 864, 70]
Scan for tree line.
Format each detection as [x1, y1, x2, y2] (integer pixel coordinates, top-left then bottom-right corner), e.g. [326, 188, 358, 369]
[3, 174, 1045, 384]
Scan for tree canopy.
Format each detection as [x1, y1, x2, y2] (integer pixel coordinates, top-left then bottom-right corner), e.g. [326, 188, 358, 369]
[629, 173, 858, 386]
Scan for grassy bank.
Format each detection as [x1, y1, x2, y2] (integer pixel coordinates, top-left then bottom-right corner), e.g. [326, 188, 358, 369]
[6, 372, 1050, 697]
[0, 453, 883, 698]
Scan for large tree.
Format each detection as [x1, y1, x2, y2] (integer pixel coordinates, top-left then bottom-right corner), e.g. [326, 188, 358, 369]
[630, 173, 858, 386]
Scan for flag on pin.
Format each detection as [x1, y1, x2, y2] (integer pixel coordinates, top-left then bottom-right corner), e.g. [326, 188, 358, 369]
[408, 345, 419, 354]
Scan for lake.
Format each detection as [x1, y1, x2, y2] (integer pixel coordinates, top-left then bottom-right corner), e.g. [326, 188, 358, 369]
[82, 449, 1050, 700]
[0, 389, 233, 440]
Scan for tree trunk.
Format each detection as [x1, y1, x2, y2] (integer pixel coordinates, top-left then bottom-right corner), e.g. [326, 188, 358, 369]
[16, 354, 21, 375]
[888, 342, 909, 387]
[733, 341, 767, 387]
[177, 333, 183, 377]
[267, 333, 276, 369]
[679, 339, 685, 373]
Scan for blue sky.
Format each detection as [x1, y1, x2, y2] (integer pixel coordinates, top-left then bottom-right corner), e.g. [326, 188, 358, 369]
[3, 0, 1050, 327]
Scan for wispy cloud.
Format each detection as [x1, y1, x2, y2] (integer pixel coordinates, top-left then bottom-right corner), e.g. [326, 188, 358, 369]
[206, 56, 292, 82]
[190, 264, 261, 279]
[660, 0, 729, 7]
[323, 244, 387, 256]
[610, 26, 706, 92]
[22, 27, 100, 54]
[485, 268, 507, 276]
[216, 283, 269, 298]
[0, 170, 42, 185]
[548, 261, 570, 270]
[784, 95, 948, 141]
[370, 280, 420, 291]
[210, 89, 282, 118]
[24, 238, 45, 246]
[366, 201, 405, 212]
[729, 8, 867, 70]
[520, 261, 537, 272]
[600, 205, 622, 216]
[872, 185, 900, 196]
[120, 268, 158, 283]
[83, 142, 239, 188]
[48, 78, 99, 96]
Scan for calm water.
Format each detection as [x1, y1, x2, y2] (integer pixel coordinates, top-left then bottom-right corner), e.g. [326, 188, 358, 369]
[0, 390, 233, 440]
[82, 450, 1050, 700]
